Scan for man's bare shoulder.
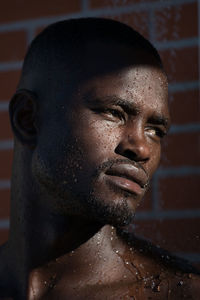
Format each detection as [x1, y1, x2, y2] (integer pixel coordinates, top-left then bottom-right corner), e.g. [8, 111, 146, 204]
[49, 231, 200, 300]
[116, 229, 200, 299]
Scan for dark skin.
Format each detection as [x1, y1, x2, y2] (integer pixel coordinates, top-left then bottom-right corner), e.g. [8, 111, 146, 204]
[0, 44, 199, 299]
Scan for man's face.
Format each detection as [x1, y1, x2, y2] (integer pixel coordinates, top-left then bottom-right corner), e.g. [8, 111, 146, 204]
[33, 49, 170, 227]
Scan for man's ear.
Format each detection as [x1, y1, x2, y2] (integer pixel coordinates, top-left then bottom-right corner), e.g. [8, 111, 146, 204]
[9, 89, 38, 147]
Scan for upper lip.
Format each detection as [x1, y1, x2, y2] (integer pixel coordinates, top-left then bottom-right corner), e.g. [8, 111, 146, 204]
[105, 163, 149, 189]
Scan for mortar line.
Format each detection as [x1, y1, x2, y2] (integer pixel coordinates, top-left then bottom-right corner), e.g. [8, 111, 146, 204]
[0, 0, 196, 32]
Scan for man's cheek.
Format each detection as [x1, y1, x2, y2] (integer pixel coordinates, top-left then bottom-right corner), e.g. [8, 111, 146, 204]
[148, 147, 161, 176]
[81, 123, 120, 153]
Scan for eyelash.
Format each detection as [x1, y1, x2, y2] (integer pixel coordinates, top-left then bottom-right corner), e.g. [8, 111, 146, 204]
[95, 108, 125, 121]
[106, 108, 125, 120]
[148, 127, 167, 139]
[157, 129, 166, 138]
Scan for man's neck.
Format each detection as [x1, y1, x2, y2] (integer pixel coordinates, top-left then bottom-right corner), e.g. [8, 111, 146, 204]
[26, 224, 130, 299]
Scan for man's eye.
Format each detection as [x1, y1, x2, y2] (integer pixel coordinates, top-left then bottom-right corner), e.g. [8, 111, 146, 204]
[146, 127, 166, 139]
[94, 108, 125, 122]
[106, 109, 124, 120]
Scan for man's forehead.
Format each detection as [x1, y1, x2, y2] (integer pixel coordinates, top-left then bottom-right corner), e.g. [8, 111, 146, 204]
[80, 64, 168, 99]
[120, 65, 168, 94]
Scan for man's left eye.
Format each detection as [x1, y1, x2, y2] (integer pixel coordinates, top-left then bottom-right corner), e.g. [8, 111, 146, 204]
[146, 127, 166, 139]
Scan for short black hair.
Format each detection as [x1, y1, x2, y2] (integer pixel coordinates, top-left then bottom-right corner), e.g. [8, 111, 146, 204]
[18, 17, 163, 97]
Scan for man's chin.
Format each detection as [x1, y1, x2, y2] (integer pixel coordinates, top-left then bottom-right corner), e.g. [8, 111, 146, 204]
[84, 195, 136, 229]
[107, 211, 135, 229]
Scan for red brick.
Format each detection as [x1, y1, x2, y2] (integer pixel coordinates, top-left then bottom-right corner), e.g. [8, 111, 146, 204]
[0, 31, 27, 62]
[155, 2, 198, 41]
[90, 0, 154, 9]
[0, 150, 13, 179]
[0, 111, 13, 139]
[0, 229, 9, 246]
[0, 0, 81, 23]
[160, 47, 198, 83]
[0, 71, 21, 100]
[106, 11, 149, 40]
[134, 218, 200, 253]
[158, 175, 200, 210]
[161, 132, 200, 167]
[0, 190, 10, 218]
[169, 89, 200, 125]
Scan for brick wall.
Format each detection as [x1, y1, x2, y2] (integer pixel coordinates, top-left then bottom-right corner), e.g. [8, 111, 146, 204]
[0, 0, 199, 268]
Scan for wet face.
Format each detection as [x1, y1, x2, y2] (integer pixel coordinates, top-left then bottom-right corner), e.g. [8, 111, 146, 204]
[33, 50, 170, 227]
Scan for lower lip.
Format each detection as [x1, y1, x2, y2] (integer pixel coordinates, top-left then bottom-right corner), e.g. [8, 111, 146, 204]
[105, 175, 143, 195]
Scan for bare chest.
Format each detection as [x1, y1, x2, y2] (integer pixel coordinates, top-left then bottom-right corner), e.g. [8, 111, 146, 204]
[28, 276, 194, 300]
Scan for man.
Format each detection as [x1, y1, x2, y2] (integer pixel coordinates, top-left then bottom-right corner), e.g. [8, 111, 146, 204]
[0, 18, 199, 299]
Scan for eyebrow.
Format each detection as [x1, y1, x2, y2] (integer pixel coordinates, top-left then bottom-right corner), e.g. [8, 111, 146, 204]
[148, 114, 171, 130]
[84, 93, 170, 129]
[84, 94, 141, 115]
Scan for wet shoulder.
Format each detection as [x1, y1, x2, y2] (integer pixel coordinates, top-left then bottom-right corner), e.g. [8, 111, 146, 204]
[117, 229, 200, 298]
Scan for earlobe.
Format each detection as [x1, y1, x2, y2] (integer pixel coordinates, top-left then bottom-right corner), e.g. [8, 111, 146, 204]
[9, 89, 38, 147]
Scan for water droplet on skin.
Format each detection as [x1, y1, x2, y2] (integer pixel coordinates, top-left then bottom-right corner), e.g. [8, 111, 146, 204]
[139, 264, 144, 269]
[151, 281, 155, 289]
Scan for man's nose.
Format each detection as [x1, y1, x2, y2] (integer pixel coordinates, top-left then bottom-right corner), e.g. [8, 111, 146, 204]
[115, 124, 150, 163]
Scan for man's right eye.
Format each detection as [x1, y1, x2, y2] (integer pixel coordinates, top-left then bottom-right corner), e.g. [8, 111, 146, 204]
[106, 108, 124, 120]
[94, 108, 126, 122]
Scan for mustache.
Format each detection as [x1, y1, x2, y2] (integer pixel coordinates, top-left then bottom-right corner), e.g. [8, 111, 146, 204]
[94, 158, 150, 187]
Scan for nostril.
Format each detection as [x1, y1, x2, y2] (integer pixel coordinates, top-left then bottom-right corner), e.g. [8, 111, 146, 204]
[123, 149, 149, 162]
[115, 133, 151, 162]
[123, 150, 137, 161]
[115, 143, 149, 163]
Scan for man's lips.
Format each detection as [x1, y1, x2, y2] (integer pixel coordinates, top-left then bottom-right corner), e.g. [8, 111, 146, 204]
[104, 163, 149, 195]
